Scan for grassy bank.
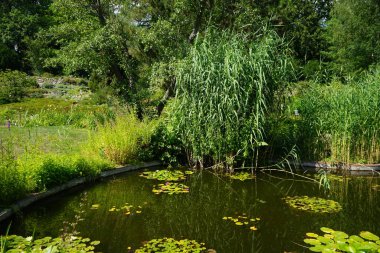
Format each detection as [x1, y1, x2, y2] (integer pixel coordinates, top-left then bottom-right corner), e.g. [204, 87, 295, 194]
[0, 112, 156, 206]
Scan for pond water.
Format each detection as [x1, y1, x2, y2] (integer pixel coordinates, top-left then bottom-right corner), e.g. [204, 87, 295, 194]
[3, 169, 380, 252]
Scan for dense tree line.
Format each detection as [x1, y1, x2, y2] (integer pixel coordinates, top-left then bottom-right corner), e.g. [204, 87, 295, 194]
[1, 0, 379, 98]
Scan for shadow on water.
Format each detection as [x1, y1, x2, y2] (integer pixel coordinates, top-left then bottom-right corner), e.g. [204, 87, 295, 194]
[1, 168, 379, 253]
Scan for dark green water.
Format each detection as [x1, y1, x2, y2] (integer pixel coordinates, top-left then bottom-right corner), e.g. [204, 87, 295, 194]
[3, 169, 380, 253]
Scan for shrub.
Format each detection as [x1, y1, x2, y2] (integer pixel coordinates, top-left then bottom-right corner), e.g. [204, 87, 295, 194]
[0, 71, 37, 104]
[17, 153, 111, 191]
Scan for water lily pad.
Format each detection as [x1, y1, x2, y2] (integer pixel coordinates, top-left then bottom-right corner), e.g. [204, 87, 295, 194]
[100, 203, 144, 215]
[140, 170, 187, 181]
[223, 215, 260, 230]
[307, 233, 319, 238]
[152, 182, 190, 194]
[304, 228, 380, 252]
[90, 204, 100, 209]
[283, 196, 342, 213]
[134, 237, 207, 252]
[227, 172, 256, 181]
[360, 231, 379, 241]
[3, 234, 100, 252]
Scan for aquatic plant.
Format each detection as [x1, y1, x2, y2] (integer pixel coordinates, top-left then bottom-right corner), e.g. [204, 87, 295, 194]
[1, 234, 100, 252]
[295, 69, 380, 163]
[140, 170, 186, 181]
[91, 202, 144, 216]
[304, 227, 380, 252]
[173, 28, 293, 167]
[152, 182, 190, 195]
[283, 196, 342, 213]
[134, 237, 207, 253]
[222, 215, 260, 231]
[228, 172, 256, 181]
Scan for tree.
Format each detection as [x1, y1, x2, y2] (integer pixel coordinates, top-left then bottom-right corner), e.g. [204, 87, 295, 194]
[0, 0, 52, 71]
[326, 0, 380, 74]
[37, 0, 139, 97]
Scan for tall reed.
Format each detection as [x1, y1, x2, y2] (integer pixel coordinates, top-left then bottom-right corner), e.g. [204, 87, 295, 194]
[297, 67, 380, 163]
[173, 28, 293, 167]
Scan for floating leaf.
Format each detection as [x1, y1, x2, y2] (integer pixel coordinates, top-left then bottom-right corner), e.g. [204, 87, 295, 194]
[306, 233, 319, 238]
[140, 170, 187, 181]
[223, 215, 260, 230]
[304, 228, 380, 252]
[283, 196, 342, 213]
[321, 227, 335, 234]
[304, 238, 321, 246]
[90, 204, 100, 209]
[134, 238, 207, 252]
[152, 182, 190, 194]
[360, 231, 380, 241]
[227, 172, 256, 181]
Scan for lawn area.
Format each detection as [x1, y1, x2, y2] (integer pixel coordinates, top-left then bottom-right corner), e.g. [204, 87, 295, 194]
[0, 126, 90, 156]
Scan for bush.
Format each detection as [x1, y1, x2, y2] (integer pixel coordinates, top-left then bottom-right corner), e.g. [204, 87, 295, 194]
[0, 71, 37, 104]
[18, 153, 111, 191]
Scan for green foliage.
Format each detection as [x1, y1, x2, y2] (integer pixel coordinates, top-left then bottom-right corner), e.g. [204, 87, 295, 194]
[0, 71, 37, 104]
[0, 0, 52, 71]
[17, 153, 110, 191]
[295, 68, 380, 163]
[174, 28, 293, 166]
[135, 237, 207, 253]
[1, 234, 100, 253]
[146, 110, 187, 165]
[283, 196, 342, 213]
[326, 0, 380, 74]
[304, 227, 380, 252]
[86, 112, 156, 165]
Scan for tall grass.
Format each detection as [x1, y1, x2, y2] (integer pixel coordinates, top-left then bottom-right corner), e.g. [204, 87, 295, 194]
[85, 111, 157, 165]
[296, 68, 380, 163]
[173, 28, 293, 167]
[0, 140, 28, 205]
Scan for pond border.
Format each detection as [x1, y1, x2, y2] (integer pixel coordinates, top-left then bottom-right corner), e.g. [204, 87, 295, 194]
[0, 161, 161, 223]
[300, 161, 380, 171]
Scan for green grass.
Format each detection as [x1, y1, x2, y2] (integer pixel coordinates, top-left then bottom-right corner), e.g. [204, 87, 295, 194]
[0, 111, 156, 205]
[0, 126, 90, 156]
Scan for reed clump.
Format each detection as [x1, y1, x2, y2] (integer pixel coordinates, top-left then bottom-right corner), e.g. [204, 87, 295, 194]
[173, 28, 293, 167]
[296, 67, 380, 164]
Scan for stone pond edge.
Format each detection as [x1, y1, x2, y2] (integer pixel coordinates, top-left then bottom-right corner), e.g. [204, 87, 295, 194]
[0, 161, 161, 223]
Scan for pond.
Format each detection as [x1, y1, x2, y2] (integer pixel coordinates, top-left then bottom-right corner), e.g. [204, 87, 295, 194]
[2, 169, 380, 252]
